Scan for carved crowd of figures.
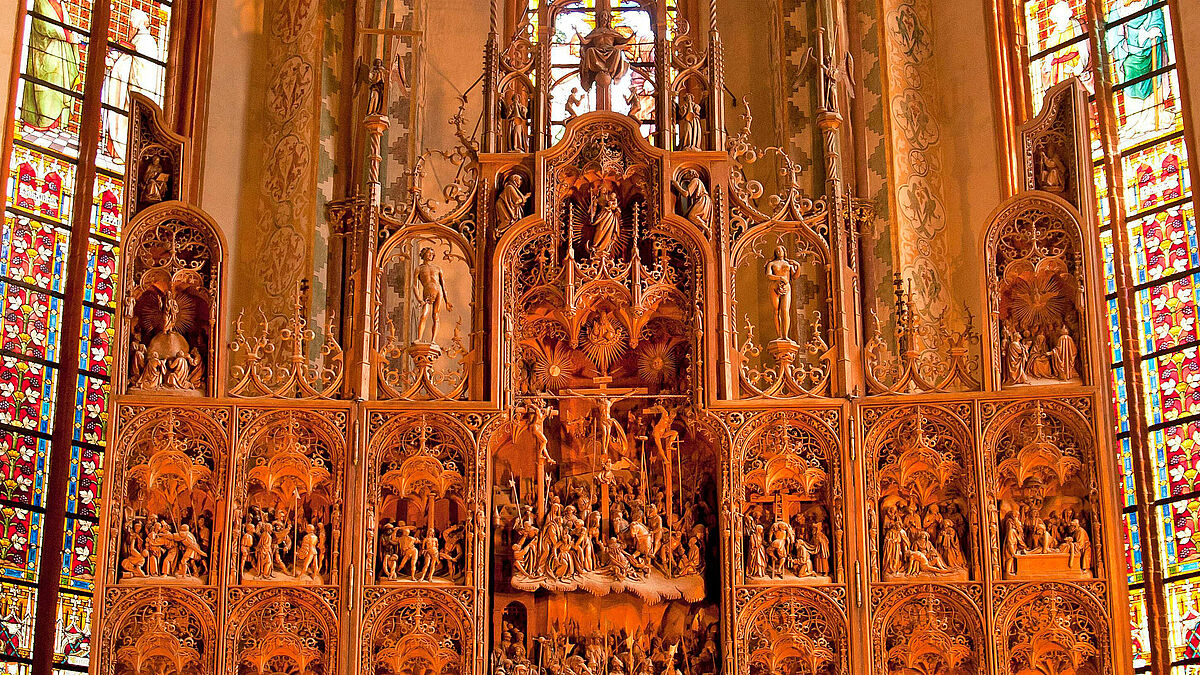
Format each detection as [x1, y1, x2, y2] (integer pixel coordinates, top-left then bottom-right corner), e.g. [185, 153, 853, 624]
[91, 12, 1125, 675]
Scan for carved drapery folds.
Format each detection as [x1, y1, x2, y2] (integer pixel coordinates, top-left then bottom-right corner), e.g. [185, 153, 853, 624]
[863, 404, 978, 582]
[118, 203, 225, 398]
[983, 399, 1100, 581]
[231, 409, 346, 586]
[984, 193, 1090, 390]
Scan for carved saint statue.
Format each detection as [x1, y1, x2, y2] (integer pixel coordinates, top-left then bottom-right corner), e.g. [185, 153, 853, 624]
[675, 93, 703, 151]
[765, 246, 802, 342]
[1037, 147, 1067, 194]
[414, 246, 453, 345]
[502, 90, 530, 153]
[497, 174, 530, 233]
[590, 184, 622, 258]
[565, 87, 586, 119]
[367, 57, 387, 117]
[673, 174, 712, 234]
[1051, 324, 1078, 380]
[1002, 326, 1030, 385]
[141, 154, 170, 203]
[131, 287, 205, 392]
[577, 19, 633, 93]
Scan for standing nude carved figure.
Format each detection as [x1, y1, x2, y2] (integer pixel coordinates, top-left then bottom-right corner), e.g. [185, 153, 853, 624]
[765, 246, 802, 342]
[414, 246, 453, 344]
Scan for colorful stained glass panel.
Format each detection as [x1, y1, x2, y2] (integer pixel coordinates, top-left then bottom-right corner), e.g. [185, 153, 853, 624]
[1152, 420, 1200, 499]
[1122, 135, 1191, 215]
[0, 507, 42, 583]
[0, 431, 48, 509]
[1119, 435, 1136, 507]
[0, 214, 70, 296]
[1166, 578, 1200, 662]
[0, 582, 37, 663]
[1104, 2, 1174, 83]
[1025, 0, 1089, 55]
[71, 376, 106, 446]
[64, 446, 99, 520]
[52, 591, 89, 667]
[58, 517, 94, 591]
[1108, 297, 1124, 364]
[89, 173, 121, 238]
[1160, 496, 1200, 576]
[77, 305, 112, 377]
[24, 0, 96, 33]
[1130, 204, 1199, 285]
[1130, 587, 1151, 669]
[0, 282, 63, 363]
[83, 239, 116, 307]
[1113, 365, 1130, 432]
[0, 358, 56, 435]
[6, 146, 76, 226]
[1029, 42, 1095, 110]
[1136, 273, 1200, 354]
[11, 81, 83, 160]
[1143, 346, 1200, 425]
[107, 0, 172, 52]
[1113, 71, 1184, 151]
[1125, 510, 1143, 583]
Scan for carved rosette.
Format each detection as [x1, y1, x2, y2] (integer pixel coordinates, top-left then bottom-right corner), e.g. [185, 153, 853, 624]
[861, 403, 979, 582]
[994, 583, 1108, 675]
[117, 202, 226, 398]
[225, 586, 339, 674]
[869, 584, 984, 675]
[734, 586, 848, 675]
[360, 587, 476, 675]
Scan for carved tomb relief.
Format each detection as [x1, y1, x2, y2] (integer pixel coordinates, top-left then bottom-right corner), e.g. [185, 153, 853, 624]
[987, 401, 1097, 581]
[233, 411, 343, 586]
[377, 233, 474, 400]
[735, 412, 840, 585]
[865, 405, 976, 582]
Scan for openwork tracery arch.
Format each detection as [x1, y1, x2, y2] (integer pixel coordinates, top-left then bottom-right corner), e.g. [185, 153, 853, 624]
[359, 588, 474, 675]
[736, 587, 848, 675]
[869, 584, 984, 675]
[225, 587, 338, 675]
[101, 588, 216, 675]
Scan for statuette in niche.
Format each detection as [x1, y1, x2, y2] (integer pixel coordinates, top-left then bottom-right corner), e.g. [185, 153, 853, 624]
[673, 172, 712, 234]
[765, 246, 802, 343]
[676, 92, 703, 151]
[497, 173, 530, 233]
[502, 89, 530, 153]
[415, 246, 453, 345]
[590, 184, 622, 259]
[1037, 146, 1067, 194]
[140, 153, 170, 203]
[366, 57, 387, 116]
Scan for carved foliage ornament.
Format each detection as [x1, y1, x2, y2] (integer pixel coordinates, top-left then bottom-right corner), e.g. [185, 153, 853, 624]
[870, 585, 982, 675]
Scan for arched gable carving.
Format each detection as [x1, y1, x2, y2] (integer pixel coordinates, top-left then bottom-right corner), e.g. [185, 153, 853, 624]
[225, 587, 339, 675]
[360, 587, 475, 675]
[735, 586, 848, 675]
[870, 584, 984, 675]
[117, 201, 226, 398]
[100, 587, 216, 675]
[994, 583, 1108, 675]
[983, 192, 1090, 391]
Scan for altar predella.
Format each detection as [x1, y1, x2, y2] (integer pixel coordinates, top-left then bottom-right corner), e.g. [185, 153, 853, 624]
[91, 1, 1130, 673]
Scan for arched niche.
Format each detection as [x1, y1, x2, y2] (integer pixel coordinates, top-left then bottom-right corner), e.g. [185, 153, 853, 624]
[862, 403, 979, 583]
[982, 399, 1100, 582]
[106, 406, 229, 587]
[730, 219, 835, 399]
[225, 587, 338, 675]
[375, 225, 476, 401]
[364, 412, 481, 586]
[100, 587, 215, 675]
[731, 409, 843, 585]
[869, 584, 984, 675]
[982, 192, 1092, 391]
[735, 586, 847, 675]
[231, 409, 347, 587]
[360, 588, 474, 675]
[117, 201, 226, 398]
[994, 583, 1108, 675]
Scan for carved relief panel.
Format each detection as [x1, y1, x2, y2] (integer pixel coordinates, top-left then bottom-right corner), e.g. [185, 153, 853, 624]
[994, 583, 1108, 675]
[226, 587, 339, 675]
[361, 588, 475, 675]
[231, 408, 347, 587]
[98, 587, 218, 674]
[104, 405, 230, 588]
[982, 399, 1101, 582]
[117, 204, 225, 398]
[730, 409, 843, 586]
[862, 403, 979, 583]
[869, 584, 984, 675]
[734, 587, 848, 675]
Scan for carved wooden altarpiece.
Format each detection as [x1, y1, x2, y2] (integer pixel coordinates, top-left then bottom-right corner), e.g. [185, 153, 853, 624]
[90, 2, 1132, 674]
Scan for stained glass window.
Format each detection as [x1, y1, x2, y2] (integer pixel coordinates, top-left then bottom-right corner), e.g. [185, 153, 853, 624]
[1, 0, 179, 671]
[1016, 0, 1199, 671]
